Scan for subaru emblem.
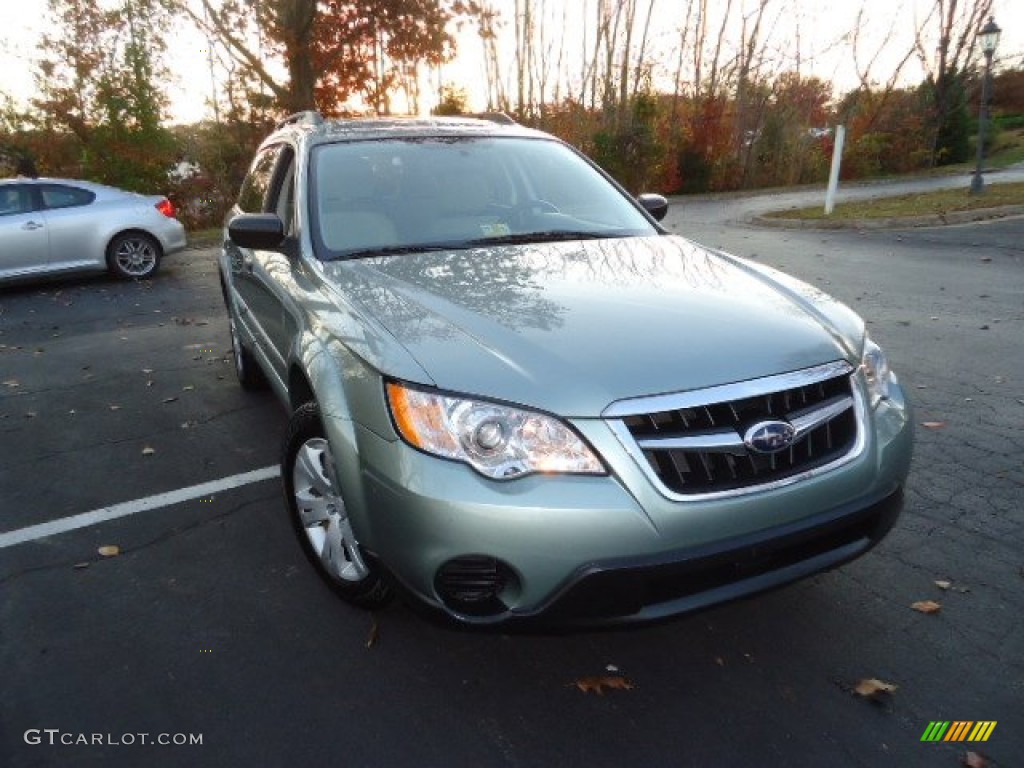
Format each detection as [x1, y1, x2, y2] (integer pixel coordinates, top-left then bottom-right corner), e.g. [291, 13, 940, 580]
[744, 420, 796, 454]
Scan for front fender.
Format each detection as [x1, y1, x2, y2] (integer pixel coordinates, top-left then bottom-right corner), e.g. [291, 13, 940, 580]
[292, 331, 399, 553]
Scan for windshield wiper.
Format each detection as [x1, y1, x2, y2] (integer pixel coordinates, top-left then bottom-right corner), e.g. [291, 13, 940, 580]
[325, 230, 626, 260]
[324, 242, 465, 261]
[459, 230, 625, 247]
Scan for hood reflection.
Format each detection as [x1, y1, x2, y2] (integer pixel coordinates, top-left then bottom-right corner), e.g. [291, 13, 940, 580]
[322, 235, 740, 342]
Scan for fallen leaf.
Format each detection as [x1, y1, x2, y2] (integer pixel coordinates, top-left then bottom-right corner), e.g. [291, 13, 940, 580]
[142, 446, 156, 456]
[73, 562, 90, 570]
[911, 600, 941, 614]
[853, 678, 897, 698]
[98, 545, 120, 557]
[934, 580, 952, 590]
[963, 751, 988, 768]
[573, 675, 635, 695]
[366, 616, 379, 649]
[142, 368, 154, 374]
[921, 421, 946, 429]
[3, 379, 19, 388]
[162, 397, 178, 404]
[182, 385, 195, 392]
[109, 405, 121, 411]
[25, 412, 37, 419]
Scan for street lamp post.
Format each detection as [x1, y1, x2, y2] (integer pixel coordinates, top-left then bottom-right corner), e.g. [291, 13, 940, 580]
[970, 17, 1001, 194]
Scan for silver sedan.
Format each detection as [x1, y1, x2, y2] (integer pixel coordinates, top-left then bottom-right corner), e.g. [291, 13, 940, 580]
[0, 177, 187, 282]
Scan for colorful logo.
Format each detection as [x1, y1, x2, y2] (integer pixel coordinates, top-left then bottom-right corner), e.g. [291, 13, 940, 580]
[921, 721, 997, 742]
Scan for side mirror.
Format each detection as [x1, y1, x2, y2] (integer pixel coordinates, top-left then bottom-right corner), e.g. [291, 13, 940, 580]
[228, 213, 286, 250]
[637, 193, 668, 222]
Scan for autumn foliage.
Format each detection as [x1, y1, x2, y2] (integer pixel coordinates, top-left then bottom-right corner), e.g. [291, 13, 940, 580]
[2, 0, 1022, 230]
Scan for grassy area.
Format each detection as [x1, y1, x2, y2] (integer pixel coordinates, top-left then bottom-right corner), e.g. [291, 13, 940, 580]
[966, 125, 1024, 170]
[989, 136, 1024, 168]
[765, 181, 1024, 221]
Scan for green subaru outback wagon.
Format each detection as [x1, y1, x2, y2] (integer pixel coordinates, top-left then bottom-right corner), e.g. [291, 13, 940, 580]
[220, 112, 912, 627]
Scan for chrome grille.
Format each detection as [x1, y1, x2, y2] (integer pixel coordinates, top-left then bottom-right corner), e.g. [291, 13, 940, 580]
[607, 362, 861, 497]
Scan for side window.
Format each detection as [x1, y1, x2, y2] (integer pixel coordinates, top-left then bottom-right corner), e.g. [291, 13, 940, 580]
[268, 147, 297, 235]
[274, 157, 296, 234]
[40, 184, 95, 210]
[0, 185, 32, 216]
[237, 145, 283, 213]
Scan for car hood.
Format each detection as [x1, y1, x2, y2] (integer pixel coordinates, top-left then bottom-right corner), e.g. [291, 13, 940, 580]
[319, 235, 864, 416]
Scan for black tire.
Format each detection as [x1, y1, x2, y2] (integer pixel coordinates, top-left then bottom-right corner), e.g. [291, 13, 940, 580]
[283, 402, 392, 608]
[228, 314, 267, 391]
[107, 232, 162, 279]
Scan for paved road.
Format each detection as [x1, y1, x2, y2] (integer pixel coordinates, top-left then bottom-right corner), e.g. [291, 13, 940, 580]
[1, 202, 1022, 767]
[666, 164, 1024, 225]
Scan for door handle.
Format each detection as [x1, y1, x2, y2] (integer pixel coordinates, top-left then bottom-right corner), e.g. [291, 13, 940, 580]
[22, 221, 44, 231]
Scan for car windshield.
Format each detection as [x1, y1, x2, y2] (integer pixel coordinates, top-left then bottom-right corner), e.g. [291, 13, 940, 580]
[309, 136, 658, 260]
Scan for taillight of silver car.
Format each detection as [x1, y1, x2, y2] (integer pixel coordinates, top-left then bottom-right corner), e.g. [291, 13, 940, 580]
[155, 198, 177, 218]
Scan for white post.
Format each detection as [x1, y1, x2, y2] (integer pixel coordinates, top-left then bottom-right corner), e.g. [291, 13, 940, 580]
[824, 125, 846, 216]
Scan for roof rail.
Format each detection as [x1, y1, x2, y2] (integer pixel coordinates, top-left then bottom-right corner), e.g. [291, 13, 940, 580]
[474, 112, 517, 126]
[276, 111, 324, 130]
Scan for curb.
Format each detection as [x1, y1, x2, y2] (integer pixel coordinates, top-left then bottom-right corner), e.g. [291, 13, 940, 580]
[753, 204, 1024, 230]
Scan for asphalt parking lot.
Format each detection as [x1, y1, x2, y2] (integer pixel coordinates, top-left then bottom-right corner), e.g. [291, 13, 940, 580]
[2, 208, 1022, 767]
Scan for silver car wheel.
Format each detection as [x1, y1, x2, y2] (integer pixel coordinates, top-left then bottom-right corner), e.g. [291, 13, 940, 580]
[113, 236, 158, 276]
[292, 437, 369, 583]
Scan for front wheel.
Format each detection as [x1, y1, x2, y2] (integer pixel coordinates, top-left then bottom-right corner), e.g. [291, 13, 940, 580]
[107, 232, 162, 279]
[283, 402, 392, 608]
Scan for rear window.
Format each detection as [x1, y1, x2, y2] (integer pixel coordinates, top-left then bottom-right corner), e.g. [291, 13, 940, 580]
[41, 185, 95, 210]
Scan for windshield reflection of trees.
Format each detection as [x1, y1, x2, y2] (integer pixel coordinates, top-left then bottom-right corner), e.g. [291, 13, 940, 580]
[320, 235, 739, 342]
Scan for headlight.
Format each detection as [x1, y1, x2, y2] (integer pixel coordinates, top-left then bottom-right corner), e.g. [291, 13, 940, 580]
[861, 337, 893, 406]
[386, 382, 605, 480]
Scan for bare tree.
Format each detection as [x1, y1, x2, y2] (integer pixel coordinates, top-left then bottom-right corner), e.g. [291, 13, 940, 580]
[667, 0, 697, 128]
[913, 0, 995, 164]
[842, 3, 923, 135]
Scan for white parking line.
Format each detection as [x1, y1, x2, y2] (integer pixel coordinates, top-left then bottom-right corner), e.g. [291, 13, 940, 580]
[0, 466, 279, 550]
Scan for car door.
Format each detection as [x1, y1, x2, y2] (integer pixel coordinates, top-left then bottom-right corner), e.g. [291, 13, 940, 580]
[228, 145, 286, 378]
[245, 148, 300, 385]
[37, 184, 103, 271]
[0, 184, 50, 278]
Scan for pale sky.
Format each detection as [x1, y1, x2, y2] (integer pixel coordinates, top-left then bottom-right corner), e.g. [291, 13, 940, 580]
[1, 0, 1021, 124]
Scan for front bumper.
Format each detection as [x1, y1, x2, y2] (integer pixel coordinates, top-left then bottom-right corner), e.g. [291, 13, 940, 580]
[337, 382, 912, 627]
[514, 486, 903, 627]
